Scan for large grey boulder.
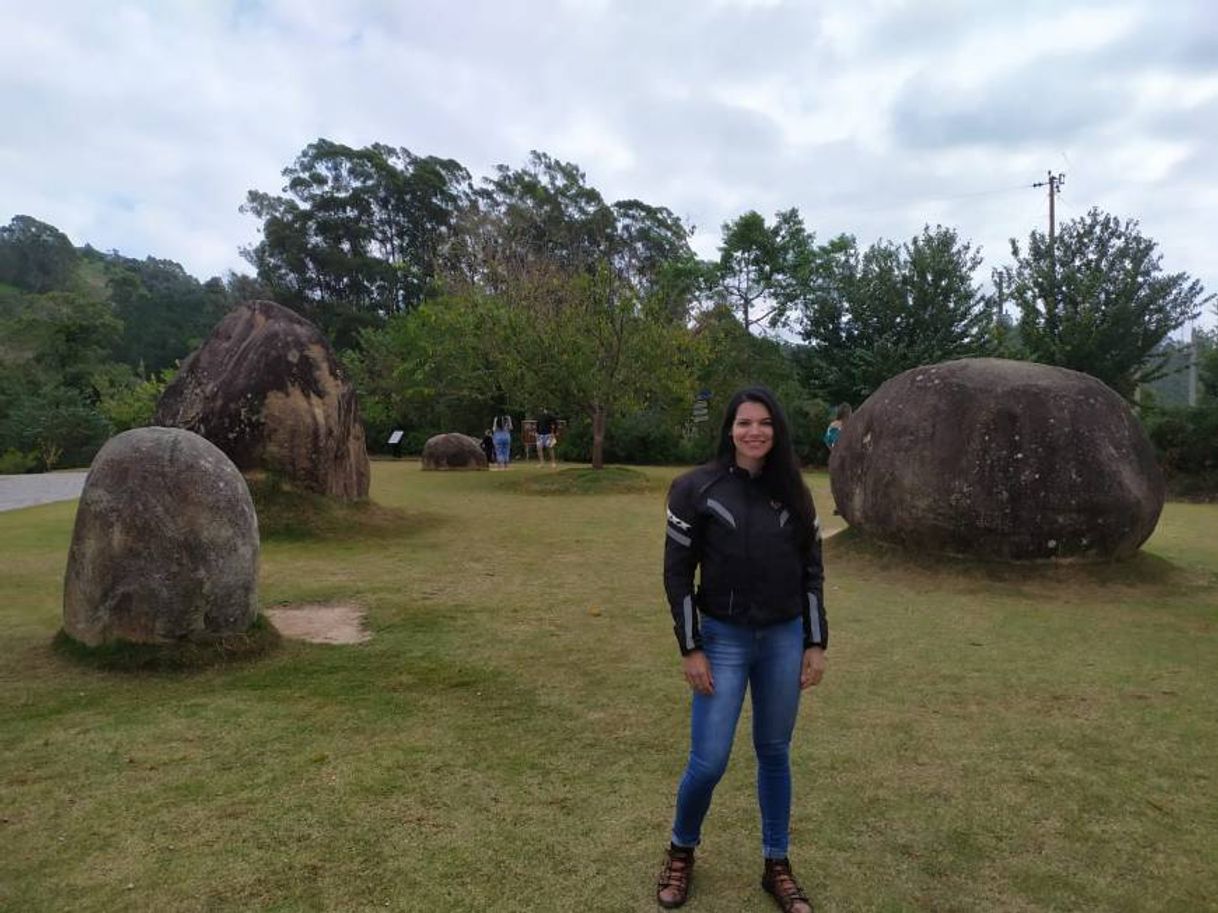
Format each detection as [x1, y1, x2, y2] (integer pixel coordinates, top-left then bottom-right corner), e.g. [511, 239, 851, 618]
[829, 358, 1165, 561]
[63, 427, 259, 646]
[154, 300, 370, 500]
[421, 433, 488, 470]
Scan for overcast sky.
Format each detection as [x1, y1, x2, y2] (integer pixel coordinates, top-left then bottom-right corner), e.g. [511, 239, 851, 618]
[3, 0, 1215, 331]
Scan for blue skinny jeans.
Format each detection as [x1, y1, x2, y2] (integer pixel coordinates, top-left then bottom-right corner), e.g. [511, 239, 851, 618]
[670, 614, 805, 859]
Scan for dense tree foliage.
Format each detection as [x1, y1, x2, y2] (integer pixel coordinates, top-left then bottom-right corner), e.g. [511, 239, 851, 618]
[1003, 208, 1212, 399]
[0, 215, 242, 470]
[0, 216, 78, 293]
[4, 143, 1212, 479]
[797, 226, 991, 405]
[242, 139, 473, 349]
[353, 152, 701, 468]
[100, 252, 231, 373]
[712, 208, 814, 336]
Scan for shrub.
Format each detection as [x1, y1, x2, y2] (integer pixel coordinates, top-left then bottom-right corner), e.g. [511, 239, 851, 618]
[0, 385, 111, 470]
[558, 410, 691, 465]
[1144, 402, 1218, 500]
[0, 448, 36, 474]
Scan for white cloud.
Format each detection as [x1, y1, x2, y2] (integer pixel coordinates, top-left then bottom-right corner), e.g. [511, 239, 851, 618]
[0, 0, 1213, 331]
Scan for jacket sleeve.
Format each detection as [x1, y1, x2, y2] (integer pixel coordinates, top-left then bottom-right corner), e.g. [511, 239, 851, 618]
[801, 513, 829, 650]
[663, 476, 702, 656]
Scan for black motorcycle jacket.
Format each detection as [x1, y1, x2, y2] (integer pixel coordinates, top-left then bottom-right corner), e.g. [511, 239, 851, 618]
[663, 462, 828, 656]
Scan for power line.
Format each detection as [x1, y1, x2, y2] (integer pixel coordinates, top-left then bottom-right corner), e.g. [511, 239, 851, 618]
[819, 182, 1032, 216]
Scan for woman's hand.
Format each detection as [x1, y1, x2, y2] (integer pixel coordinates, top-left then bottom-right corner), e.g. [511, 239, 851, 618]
[800, 647, 826, 689]
[682, 650, 714, 695]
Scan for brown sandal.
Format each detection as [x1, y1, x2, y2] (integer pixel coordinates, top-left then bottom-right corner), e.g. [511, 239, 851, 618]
[762, 857, 813, 913]
[656, 844, 695, 908]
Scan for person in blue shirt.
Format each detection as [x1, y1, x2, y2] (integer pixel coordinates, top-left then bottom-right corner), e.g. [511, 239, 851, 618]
[822, 402, 852, 450]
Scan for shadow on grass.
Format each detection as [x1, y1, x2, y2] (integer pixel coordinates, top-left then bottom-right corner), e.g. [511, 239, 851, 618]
[513, 466, 656, 495]
[250, 477, 430, 541]
[51, 614, 282, 674]
[827, 526, 1194, 594]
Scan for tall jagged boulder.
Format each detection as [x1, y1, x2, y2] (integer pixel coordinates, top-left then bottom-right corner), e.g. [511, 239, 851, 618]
[63, 427, 259, 646]
[829, 358, 1165, 561]
[154, 300, 369, 499]
[421, 433, 488, 470]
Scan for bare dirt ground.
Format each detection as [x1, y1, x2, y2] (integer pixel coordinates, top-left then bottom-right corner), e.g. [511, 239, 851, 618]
[264, 603, 371, 644]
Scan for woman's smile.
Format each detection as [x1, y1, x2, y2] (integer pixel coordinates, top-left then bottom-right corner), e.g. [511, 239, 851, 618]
[731, 401, 774, 470]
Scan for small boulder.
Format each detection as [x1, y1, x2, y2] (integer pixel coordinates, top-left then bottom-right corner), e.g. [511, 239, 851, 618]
[421, 433, 488, 470]
[63, 427, 259, 646]
[829, 358, 1165, 560]
[154, 300, 370, 500]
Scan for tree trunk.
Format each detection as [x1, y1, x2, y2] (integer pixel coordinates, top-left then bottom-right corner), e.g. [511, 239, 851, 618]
[591, 403, 606, 470]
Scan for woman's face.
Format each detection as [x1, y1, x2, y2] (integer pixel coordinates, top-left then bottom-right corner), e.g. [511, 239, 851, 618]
[731, 400, 774, 466]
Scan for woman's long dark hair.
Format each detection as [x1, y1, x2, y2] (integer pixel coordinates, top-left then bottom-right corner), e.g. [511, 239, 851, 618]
[716, 386, 818, 551]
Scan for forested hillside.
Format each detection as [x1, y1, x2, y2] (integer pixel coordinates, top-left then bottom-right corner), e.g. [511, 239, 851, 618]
[0, 216, 252, 472]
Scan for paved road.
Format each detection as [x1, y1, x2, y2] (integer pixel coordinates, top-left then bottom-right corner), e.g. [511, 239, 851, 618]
[0, 471, 88, 512]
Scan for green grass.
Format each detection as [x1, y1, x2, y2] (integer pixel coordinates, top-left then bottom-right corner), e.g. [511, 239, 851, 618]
[51, 616, 282, 673]
[514, 464, 654, 495]
[1, 461, 1216, 912]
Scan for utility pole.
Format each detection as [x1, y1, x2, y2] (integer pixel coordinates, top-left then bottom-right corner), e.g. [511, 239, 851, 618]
[1032, 171, 1066, 312]
[1032, 171, 1066, 249]
[1189, 326, 1200, 407]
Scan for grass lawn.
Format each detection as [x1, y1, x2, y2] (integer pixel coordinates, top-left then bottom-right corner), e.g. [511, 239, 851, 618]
[2, 460, 1216, 912]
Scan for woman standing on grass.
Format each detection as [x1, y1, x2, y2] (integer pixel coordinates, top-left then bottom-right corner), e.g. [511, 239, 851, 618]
[656, 386, 828, 912]
[491, 412, 513, 470]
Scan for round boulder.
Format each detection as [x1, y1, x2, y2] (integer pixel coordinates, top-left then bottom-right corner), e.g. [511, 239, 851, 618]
[154, 299, 370, 500]
[421, 433, 488, 470]
[63, 427, 259, 646]
[829, 358, 1165, 560]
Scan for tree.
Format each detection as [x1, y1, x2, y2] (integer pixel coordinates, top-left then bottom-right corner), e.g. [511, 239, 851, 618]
[1003, 208, 1212, 398]
[100, 253, 231, 372]
[8, 290, 122, 393]
[93, 362, 175, 433]
[688, 304, 825, 462]
[0, 216, 78, 293]
[609, 198, 703, 322]
[472, 151, 616, 276]
[417, 258, 692, 469]
[798, 226, 990, 404]
[400, 151, 700, 467]
[242, 139, 474, 347]
[713, 208, 814, 336]
[0, 384, 111, 470]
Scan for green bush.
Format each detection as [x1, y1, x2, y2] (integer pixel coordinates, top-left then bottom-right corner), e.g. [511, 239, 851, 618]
[1145, 402, 1218, 500]
[558, 410, 695, 465]
[0, 385, 112, 470]
[94, 364, 174, 433]
[0, 448, 36, 474]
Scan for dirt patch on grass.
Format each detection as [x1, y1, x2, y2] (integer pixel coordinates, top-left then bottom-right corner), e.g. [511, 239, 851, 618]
[265, 603, 371, 645]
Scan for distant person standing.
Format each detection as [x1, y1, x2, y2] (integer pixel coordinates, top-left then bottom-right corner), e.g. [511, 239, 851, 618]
[491, 413, 513, 470]
[536, 410, 558, 468]
[823, 403, 852, 450]
[480, 429, 495, 467]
